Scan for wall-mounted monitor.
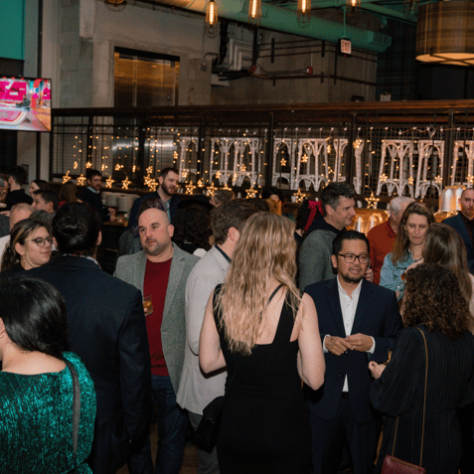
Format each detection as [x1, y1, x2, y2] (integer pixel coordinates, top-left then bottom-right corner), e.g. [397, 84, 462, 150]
[0, 77, 51, 132]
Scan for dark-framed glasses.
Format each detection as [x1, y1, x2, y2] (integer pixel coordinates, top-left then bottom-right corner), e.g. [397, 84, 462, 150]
[31, 237, 53, 247]
[337, 253, 370, 264]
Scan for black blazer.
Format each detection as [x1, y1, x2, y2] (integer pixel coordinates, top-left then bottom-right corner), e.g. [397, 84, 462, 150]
[30, 256, 151, 474]
[443, 213, 474, 274]
[304, 277, 403, 424]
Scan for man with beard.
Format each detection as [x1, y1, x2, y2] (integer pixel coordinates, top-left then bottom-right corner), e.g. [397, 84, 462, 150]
[444, 188, 474, 273]
[304, 231, 402, 474]
[79, 169, 116, 223]
[128, 167, 181, 229]
[114, 197, 199, 474]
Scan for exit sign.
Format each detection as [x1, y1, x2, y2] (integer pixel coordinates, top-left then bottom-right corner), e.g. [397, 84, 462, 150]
[339, 38, 352, 56]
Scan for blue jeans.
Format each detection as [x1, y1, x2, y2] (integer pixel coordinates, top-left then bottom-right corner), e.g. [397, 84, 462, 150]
[128, 375, 188, 474]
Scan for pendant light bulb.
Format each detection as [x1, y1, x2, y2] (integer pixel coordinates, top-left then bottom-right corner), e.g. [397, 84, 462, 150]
[346, 0, 360, 16]
[297, 0, 312, 25]
[248, 0, 262, 26]
[205, 0, 219, 38]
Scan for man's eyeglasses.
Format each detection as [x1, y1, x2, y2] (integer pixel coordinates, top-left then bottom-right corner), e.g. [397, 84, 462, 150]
[31, 237, 53, 248]
[337, 253, 370, 264]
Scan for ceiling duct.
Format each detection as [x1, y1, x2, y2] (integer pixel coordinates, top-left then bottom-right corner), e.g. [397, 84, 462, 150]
[153, 0, 392, 52]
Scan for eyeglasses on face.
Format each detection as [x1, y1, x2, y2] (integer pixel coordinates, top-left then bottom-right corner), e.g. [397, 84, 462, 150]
[31, 237, 53, 247]
[337, 253, 370, 264]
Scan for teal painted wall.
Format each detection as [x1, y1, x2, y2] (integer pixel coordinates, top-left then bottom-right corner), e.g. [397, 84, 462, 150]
[0, 0, 25, 60]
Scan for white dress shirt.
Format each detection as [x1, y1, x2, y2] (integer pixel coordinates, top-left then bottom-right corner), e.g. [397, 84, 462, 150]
[323, 276, 375, 392]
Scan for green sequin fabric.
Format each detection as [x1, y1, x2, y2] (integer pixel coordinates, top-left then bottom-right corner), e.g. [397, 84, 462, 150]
[0, 352, 96, 474]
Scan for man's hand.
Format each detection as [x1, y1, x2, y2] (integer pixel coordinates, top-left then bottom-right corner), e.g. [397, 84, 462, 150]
[325, 336, 353, 356]
[364, 267, 374, 282]
[369, 361, 385, 379]
[345, 333, 373, 352]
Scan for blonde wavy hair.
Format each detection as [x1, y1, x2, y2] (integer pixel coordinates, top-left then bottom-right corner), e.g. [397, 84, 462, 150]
[217, 212, 301, 354]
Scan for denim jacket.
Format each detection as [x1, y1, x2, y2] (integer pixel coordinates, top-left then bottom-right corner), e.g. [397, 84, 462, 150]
[379, 251, 414, 299]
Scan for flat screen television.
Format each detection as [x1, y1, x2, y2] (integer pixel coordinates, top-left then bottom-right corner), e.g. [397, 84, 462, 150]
[0, 77, 51, 132]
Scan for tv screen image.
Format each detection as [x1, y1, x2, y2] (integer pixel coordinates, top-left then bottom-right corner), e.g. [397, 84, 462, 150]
[0, 77, 51, 132]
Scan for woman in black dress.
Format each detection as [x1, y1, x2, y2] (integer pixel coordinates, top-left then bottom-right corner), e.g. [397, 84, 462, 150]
[369, 264, 474, 474]
[200, 212, 325, 474]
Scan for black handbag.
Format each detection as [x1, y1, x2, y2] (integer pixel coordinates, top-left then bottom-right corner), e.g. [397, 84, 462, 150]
[194, 372, 236, 453]
[64, 358, 81, 474]
[195, 284, 283, 453]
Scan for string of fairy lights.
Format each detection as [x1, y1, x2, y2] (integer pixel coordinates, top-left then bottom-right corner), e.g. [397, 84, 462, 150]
[57, 124, 474, 202]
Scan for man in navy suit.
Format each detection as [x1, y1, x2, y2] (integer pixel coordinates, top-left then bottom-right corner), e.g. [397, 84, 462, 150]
[304, 230, 403, 474]
[443, 188, 474, 273]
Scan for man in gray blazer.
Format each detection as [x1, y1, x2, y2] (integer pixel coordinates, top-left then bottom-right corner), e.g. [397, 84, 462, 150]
[176, 200, 258, 474]
[114, 197, 199, 474]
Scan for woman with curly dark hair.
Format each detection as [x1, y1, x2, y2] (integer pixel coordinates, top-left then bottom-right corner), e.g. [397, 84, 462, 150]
[172, 205, 211, 257]
[369, 264, 474, 474]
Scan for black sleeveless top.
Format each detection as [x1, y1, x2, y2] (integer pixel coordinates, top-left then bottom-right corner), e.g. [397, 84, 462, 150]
[214, 284, 311, 474]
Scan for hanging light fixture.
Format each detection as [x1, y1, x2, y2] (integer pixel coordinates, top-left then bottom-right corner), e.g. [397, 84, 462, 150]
[297, 0, 311, 25]
[248, 0, 262, 26]
[103, 0, 127, 12]
[346, 0, 360, 17]
[416, 1, 474, 66]
[205, 0, 219, 39]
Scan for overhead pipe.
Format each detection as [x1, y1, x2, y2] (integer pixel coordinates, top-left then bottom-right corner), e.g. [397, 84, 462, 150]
[158, 0, 392, 52]
[291, 0, 417, 23]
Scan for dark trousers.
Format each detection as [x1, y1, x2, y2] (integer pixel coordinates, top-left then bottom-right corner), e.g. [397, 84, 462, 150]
[310, 396, 377, 474]
[128, 375, 188, 474]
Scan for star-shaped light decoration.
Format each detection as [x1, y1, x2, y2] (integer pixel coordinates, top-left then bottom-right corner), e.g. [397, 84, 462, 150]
[62, 171, 71, 183]
[207, 183, 217, 197]
[197, 179, 204, 188]
[301, 153, 308, 163]
[115, 163, 124, 171]
[85, 162, 92, 169]
[246, 187, 258, 199]
[73, 161, 78, 170]
[379, 174, 388, 183]
[294, 188, 306, 203]
[105, 176, 115, 188]
[185, 182, 196, 195]
[366, 192, 380, 209]
[434, 175, 443, 185]
[215, 171, 221, 180]
[122, 176, 131, 190]
[148, 178, 158, 192]
[240, 164, 247, 172]
[76, 174, 86, 186]
[280, 158, 287, 167]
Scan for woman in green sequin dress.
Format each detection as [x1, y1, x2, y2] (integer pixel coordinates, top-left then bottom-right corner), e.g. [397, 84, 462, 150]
[0, 276, 96, 474]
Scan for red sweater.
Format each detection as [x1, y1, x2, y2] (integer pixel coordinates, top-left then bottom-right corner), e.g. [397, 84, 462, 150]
[143, 258, 172, 376]
[367, 220, 396, 285]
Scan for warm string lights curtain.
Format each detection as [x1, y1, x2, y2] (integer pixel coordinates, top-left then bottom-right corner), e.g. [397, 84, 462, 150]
[205, 0, 218, 38]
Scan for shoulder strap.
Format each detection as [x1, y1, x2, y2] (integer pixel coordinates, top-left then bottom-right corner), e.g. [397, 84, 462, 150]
[390, 327, 428, 465]
[64, 358, 81, 474]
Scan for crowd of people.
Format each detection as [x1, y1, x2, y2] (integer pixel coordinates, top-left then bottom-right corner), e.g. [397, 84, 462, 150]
[1, 165, 474, 474]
